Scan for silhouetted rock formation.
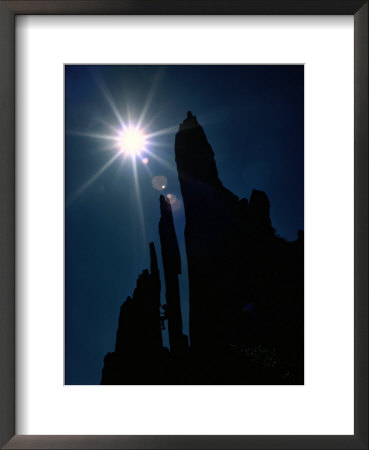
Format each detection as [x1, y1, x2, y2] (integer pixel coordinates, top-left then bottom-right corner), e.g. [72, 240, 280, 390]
[101, 242, 170, 384]
[101, 111, 304, 385]
[174, 111, 303, 383]
[159, 195, 189, 358]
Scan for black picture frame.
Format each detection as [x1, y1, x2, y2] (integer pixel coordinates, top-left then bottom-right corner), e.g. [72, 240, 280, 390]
[0, 1, 367, 449]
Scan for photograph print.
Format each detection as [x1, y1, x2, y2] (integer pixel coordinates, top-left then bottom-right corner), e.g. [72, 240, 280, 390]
[65, 65, 304, 385]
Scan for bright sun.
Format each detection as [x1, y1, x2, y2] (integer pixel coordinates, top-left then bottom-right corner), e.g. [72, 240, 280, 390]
[118, 127, 146, 156]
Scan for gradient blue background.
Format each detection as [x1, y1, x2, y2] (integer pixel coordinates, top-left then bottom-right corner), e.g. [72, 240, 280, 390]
[65, 65, 304, 384]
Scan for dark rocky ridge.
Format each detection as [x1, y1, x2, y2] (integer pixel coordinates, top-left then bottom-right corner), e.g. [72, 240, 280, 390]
[101, 243, 170, 384]
[101, 112, 304, 385]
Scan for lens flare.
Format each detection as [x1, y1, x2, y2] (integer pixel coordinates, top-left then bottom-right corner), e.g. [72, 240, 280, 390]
[166, 193, 177, 204]
[152, 175, 167, 191]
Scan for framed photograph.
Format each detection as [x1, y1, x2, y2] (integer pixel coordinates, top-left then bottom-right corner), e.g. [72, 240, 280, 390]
[0, 1, 367, 449]
[66, 63, 305, 388]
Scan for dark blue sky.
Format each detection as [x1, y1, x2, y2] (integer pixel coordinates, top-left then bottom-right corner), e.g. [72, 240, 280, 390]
[65, 65, 304, 385]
